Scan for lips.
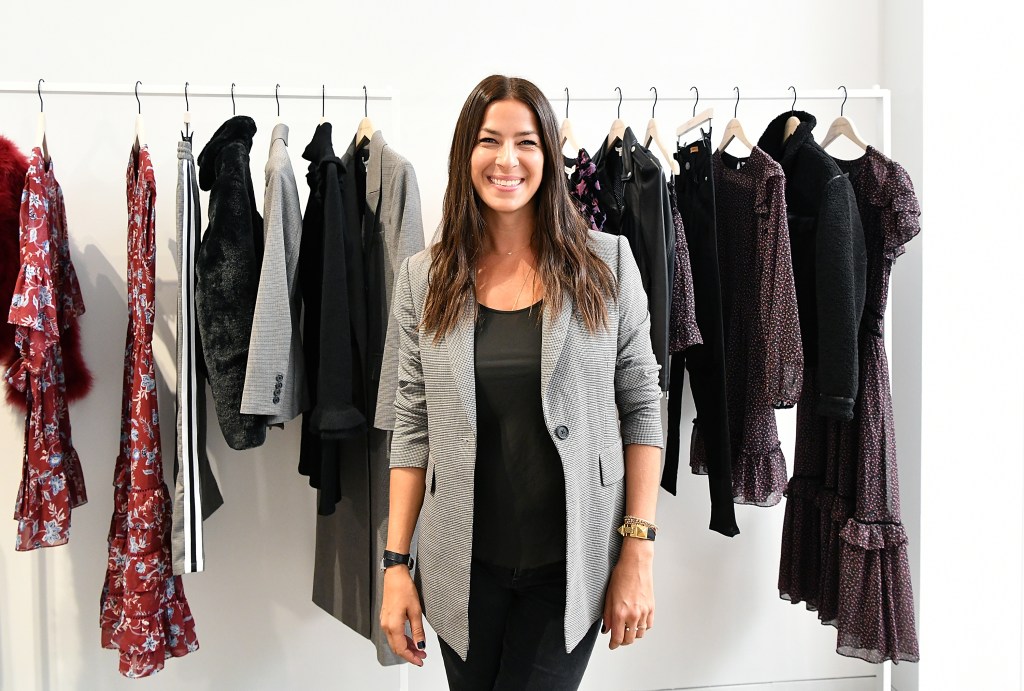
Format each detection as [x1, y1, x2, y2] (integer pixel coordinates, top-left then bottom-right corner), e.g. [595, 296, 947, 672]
[488, 176, 523, 189]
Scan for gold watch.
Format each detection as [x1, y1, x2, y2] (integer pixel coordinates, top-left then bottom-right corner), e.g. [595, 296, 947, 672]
[618, 522, 656, 541]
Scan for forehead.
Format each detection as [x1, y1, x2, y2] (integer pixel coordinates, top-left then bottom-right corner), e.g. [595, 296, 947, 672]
[480, 99, 540, 131]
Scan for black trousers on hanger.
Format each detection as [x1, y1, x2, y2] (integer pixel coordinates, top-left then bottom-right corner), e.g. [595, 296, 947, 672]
[665, 133, 739, 538]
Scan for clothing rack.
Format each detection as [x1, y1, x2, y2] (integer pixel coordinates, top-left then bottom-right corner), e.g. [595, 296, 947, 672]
[550, 87, 891, 155]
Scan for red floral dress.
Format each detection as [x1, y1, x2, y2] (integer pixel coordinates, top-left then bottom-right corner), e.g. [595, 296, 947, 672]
[6, 149, 88, 550]
[100, 147, 198, 677]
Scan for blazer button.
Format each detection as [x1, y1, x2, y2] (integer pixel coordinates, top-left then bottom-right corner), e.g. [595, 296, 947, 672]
[554, 425, 569, 440]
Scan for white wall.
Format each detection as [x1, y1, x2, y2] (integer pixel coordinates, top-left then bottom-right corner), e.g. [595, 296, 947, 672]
[0, 2, 933, 690]
[917, 2, 1024, 690]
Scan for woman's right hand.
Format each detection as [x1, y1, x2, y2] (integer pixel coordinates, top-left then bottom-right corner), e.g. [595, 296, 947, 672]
[380, 566, 428, 666]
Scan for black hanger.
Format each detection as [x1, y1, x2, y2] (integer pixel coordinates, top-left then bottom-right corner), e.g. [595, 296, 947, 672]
[789, 85, 797, 112]
[615, 86, 622, 119]
[231, 82, 236, 116]
[38, 78, 45, 112]
[691, 85, 699, 118]
[275, 83, 281, 119]
[839, 85, 848, 116]
[733, 86, 740, 118]
[649, 86, 658, 119]
[135, 80, 142, 114]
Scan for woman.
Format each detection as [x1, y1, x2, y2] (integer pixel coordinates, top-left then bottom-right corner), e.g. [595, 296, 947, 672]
[380, 75, 663, 691]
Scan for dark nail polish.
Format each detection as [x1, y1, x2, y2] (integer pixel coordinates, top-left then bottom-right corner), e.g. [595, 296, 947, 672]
[601, 625, 608, 634]
[417, 640, 426, 650]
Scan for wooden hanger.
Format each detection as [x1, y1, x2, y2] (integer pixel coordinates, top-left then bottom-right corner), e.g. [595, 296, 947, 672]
[644, 87, 681, 175]
[356, 85, 376, 146]
[782, 86, 801, 143]
[35, 79, 49, 162]
[676, 86, 713, 142]
[133, 81, 146, 152]
[560, 87, 581, 154]
[821, 86, 868, 151]
[717, 87, 753, 154]
[606, 86, 627, 151]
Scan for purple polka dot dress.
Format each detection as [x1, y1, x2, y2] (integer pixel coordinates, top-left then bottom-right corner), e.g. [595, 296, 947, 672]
[779, 146, 920, 664]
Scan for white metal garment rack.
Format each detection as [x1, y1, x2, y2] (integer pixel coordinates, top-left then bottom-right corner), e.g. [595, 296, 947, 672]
[551, 87, 891, 156]
[551, 86, 896, 691]
[0, 81, 401, 143]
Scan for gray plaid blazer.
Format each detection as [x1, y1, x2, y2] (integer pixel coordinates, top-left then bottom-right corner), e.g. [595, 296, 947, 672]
[389, 230, 663, 660]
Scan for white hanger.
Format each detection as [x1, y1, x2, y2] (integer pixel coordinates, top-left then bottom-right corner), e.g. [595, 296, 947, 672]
[821, 86, 868, 151]
[643, 88, 681, 175]
[133, 81, 147, 151]
[35, 79, 49, 162]
[182, 82, 192, 139]
[356, 85, 376, 145]
[560, 88, 581, 154]
[717, 87, 754, 154]
[606, 87, 627, 151]
[781, 86, 801, 143]
[676, 86, 713, 142]
[320, 85, 328, 125]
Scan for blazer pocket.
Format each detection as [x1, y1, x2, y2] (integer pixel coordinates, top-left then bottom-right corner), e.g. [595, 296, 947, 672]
[599, 443, 625, 486]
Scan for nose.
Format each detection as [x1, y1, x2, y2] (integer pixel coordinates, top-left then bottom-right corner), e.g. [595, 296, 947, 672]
[495, 140, 518, 169]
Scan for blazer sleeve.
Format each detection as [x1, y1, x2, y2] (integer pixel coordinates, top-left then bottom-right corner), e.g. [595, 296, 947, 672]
[389, 258, 429, 468]
[614, 235, 665, 448]
[374, 156, 425, 431]
[241, 161, 295, 419]
[814, 173, 867, 419]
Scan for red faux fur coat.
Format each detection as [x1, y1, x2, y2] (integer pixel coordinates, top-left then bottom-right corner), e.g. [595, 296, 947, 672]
[0, 135, 91, 408]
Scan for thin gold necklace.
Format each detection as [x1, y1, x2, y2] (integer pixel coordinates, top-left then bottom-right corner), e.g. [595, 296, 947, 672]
[511, 265, 535, 311]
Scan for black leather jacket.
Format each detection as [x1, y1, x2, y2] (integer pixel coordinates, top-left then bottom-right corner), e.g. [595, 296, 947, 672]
[591, 127, 674, 391]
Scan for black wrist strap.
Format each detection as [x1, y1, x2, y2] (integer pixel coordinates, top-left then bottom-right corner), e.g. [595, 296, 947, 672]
[382, 549, 414, 570]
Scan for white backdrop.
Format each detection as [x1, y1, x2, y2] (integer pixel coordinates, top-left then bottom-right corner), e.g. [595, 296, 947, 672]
[0, 2, 947, 690]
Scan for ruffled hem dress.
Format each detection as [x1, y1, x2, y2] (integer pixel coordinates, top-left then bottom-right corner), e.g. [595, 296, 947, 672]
[779, 145, 920, 664]
[690, 148, 803, 506]
[99, 147, 198, 677]
[6, 148, 88, 550]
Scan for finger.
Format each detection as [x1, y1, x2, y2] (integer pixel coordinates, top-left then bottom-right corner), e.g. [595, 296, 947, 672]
[621, 622, 637, 646]
[608, 614, 625, 649]
[645, 609, 655, 631]
[634, 622, 646, 639]
[409, 607, 428, 654]
[404, 635, 427, 663]
[385, 621, 417, 665]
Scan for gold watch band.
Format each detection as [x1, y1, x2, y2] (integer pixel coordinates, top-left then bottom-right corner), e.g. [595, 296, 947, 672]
[617, 523, 657, 541]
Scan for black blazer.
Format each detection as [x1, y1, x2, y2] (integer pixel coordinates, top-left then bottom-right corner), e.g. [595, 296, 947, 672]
[591, 128, 674, 391]
[757, 111, 866, 419]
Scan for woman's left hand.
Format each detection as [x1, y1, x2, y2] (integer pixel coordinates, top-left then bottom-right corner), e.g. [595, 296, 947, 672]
[602, 537, 655, 649]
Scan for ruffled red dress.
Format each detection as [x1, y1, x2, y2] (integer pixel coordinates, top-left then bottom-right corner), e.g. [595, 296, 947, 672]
[99, 147, 198, 677]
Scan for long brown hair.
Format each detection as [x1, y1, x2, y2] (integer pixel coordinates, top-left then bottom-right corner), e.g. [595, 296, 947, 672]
[421, 74, 615, 340]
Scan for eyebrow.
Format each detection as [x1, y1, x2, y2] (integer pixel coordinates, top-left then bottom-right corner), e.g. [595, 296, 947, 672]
[481, 128, 538, 137]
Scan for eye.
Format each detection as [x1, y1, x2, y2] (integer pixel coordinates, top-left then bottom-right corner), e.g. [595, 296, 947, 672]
[478, 137, 498, 145]
[518, 139, 539, 147]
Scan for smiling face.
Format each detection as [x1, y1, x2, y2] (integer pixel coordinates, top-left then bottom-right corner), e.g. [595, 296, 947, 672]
[470, 98, 545, 225]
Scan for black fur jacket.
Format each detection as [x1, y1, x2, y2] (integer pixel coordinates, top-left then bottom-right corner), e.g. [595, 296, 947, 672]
[757, 111, 867, 420]
[195, 116, 267, 449]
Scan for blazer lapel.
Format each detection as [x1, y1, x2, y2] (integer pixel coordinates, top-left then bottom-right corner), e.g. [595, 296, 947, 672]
[366, 130, 385, 211]
[444, 298, 477, 434]
[541, 294, 572, 403]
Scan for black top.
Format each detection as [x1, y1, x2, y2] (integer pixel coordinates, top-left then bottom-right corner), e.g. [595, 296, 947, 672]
[472, 301, 566, 569]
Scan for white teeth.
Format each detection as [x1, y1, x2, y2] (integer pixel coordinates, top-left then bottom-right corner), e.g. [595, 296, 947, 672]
[490, 177, 521, 188]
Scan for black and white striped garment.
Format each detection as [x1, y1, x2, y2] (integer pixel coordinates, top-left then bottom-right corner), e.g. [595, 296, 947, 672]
[171, 136, 223, 574]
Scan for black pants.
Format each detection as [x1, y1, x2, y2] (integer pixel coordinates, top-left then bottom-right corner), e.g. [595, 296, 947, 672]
[665, 132, 739, 537]
[438, 560, 600, 691]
